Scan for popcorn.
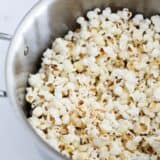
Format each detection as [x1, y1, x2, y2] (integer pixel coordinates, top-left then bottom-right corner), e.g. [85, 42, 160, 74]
[149, 102, 160, 113]
[93, 137, 108, 147]
[153, 88, 160, 101]
[99, 146, 109, 158]
[109, 13, 120, 22]
[119, 34, 130, 50]
[110, 141, 121, 156]
[126, 104, 139, 118]
[54, 87, 62, 100]
[144, 30, 154, 42]
[132, 29, 143, 40]
[87, 44, 99, 57]
[53, 38, 68, 55]
[26, 7, 160, 160]
[38, 90, 54, 101]
[35, 128, 46, 139]
[87, 8, 100, 20]
[147, 137, 160, 154]
[72, 45, 81, 56]
[140, 19, 151, 31]
[151, 48, 160, 57]
[114, 85, 123, 96]
[28, 117, 41, 128]
[126, 136, 142, 151]
[43, 49, 53, 57]
[49, 108, 62, 125]
[103, 46, 116, 58]
[117, 8, 132, 20]
[26, 88, 38, 103]
[32, 106, 43, 117]
[28, 74, 44, 89]
[118, 119, 133, 133]
[47, 138, 59, 151]
[63, 59, 74, 73]
[151, 15, 160, 32]
[76, 17, 87, 28]
[102, 7, 111, 18]
[131, 91, 146, 102]
[89, 18, 100, 28]
[101, 119, 113, 132]
[133, 14, 144, 25]
[63, 134, 80, 144]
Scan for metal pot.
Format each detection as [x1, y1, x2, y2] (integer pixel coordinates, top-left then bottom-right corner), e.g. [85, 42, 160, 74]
[0, 0, 160, 159]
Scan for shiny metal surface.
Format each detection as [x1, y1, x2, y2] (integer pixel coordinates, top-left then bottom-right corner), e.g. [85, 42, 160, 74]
[5, 0, 160, 159]
[0, 33, 11, 97]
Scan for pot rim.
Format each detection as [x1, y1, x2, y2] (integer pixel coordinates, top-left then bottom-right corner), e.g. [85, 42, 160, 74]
[5, 0, 67, 159]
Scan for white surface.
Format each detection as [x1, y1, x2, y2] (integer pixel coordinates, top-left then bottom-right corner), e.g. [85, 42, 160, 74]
[0, 0, 42, 160]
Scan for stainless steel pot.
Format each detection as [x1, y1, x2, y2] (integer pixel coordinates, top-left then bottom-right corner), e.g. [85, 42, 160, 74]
[1, 0, 160, 159]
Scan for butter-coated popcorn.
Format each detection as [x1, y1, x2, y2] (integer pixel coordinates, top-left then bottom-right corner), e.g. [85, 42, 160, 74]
[26, 8, 160, 160]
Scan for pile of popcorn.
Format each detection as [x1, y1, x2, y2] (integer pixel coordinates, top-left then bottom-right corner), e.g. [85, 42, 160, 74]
[26, 8, 160, 160]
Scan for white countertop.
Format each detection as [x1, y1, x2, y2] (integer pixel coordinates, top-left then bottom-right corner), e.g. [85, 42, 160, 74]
[0, 0, 42, 159]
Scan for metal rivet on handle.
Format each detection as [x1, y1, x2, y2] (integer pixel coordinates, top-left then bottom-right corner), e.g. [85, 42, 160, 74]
[0, 90, 7, 97]
[0, 33, 12, 41]
[24, 46, 29, 56]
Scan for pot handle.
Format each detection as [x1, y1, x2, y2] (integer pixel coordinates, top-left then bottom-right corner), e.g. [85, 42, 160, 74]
[0, 32, 12, 97]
